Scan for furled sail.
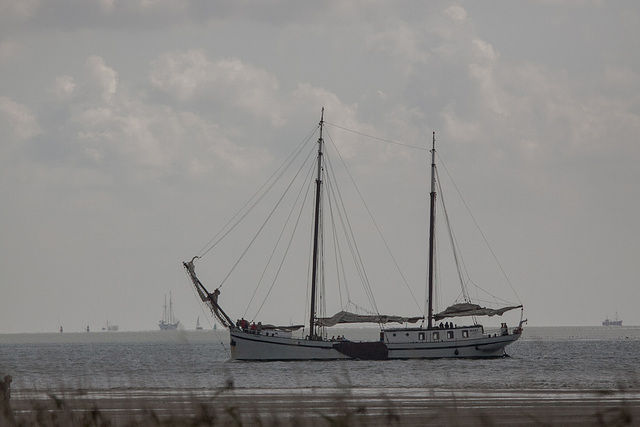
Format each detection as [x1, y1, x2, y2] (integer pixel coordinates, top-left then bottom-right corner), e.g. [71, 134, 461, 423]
[433, 303, 522, 321]
[316, 310, 423, 327]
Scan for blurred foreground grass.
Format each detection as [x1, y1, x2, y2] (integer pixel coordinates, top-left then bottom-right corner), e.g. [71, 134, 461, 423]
[2, 387, 638, 426]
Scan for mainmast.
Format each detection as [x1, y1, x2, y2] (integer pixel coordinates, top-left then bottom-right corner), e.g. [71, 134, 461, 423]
[169, 292, 174, 323]
[427, 132, 436, 329]
[309, 108, 324, 339]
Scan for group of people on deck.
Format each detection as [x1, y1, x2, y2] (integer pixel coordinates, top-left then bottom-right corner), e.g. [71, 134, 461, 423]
[500, 323, 510, 335]
[236, 318, 262, 334]
[438, 321, 456, 329]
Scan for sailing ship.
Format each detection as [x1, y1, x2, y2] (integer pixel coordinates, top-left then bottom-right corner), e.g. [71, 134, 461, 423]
[102, 320, 118, 331]
[602, 312, 623, 326]
[185, 110, 525, 360]
[159, 293, 180, 330]
[196, 316, 204, 330]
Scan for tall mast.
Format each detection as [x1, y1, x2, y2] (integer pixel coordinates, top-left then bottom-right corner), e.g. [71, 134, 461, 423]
[309, 108, 324, 339]
[427, 131, 436, 329]
[163, 294, 167, 323]
[169, 292, 173, 323]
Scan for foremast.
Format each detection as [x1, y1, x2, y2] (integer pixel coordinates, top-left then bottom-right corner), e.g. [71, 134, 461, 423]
[309, 108, 324, 339]
[427, 132, 436, 329]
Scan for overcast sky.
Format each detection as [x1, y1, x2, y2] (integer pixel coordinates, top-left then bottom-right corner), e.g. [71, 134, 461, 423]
[1, 1, 639, 333]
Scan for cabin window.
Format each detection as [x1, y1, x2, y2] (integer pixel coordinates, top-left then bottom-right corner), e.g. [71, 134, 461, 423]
[432, 332, 439, 340]
[418, 332, 425, 341]
[392, 333, 396, 337]
[447, 331, 454, 339]
[462, 330, 469, 338]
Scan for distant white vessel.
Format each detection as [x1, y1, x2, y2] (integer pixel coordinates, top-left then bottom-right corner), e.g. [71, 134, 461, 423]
[196, 316, 203, 330]
[159, 293, 180, 330]
[602, 312, 623, 326]
[102, 320, 119, 331]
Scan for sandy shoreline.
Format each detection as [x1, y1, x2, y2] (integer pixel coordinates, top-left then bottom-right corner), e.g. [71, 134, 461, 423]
[6, 388, 640, 426]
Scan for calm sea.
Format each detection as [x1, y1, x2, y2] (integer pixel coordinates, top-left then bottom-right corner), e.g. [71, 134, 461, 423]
[1, 326, 639, 401]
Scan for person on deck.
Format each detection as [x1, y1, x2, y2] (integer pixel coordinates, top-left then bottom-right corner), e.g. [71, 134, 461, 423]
[501, 323, 509, 336]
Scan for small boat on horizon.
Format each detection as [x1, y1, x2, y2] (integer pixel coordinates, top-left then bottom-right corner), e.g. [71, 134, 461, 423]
[159, 293, 180, 330]
[102, 320, 119, 331]
[602, 312, 623, 326]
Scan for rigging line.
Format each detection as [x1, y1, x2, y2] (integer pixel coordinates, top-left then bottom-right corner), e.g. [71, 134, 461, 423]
[326, 139, 395, 316]
[324, 129, 424, 315]
[318, 181, 327, 322]
[318, 232, 326, 321]
[219, 142, 318, 289]
[329, 175, 378, 315]
[319, 228, 326, 321]
[433, 228, 440, 314]
[324, 149, 380, 315]
[324, 166, 364, 305]
[436, 152, 522, 305]
[247, 155, 317, 321]
[303, 168, 321, 331]
[330, 189, 355, 309]
[326, 192, 347, 309]
[199, 134, 314, 260]
[465, 278, 517, 306]
[196, 124, 319, 260]
[438, 166, 513, 306]
[305, 162, 327, 330]
[324, 143, 379, 313]
[345, 301, 379, 316]
[304, 209, 313, 330]
[326, 167, 368, 310]
[435, 167, 470, 303]
[324, 121, 430, 151]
